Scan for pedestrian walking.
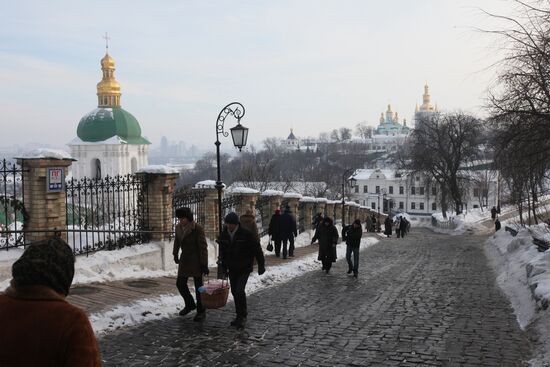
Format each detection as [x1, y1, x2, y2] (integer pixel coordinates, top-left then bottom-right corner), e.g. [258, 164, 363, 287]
[365, 215, 372, 232]
[371, 214, 377, 232]
[0, 237, 101, 366]
[312, 212, 323, 230]
[268, 208, 283, 257]
[280, 205, 298, 258]
[495, 218, 501, 232]
[239, 209, 260, 242]
[173, 207, 209, 321]
[399, 217, 408, 238]
[311, 216, 339, 274]
[219, 212, 266, 329]
[395, 217, 401, 238]
[491, 206, 497, 220]
[384, 216, 393, 238]
[343, 219, 363, 278]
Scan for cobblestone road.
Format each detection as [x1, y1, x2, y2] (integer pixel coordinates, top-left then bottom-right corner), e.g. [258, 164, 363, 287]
[99, 229, 532, 366]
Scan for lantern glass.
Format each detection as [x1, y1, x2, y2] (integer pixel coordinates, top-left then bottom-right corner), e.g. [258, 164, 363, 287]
[230, 123, 249, 151]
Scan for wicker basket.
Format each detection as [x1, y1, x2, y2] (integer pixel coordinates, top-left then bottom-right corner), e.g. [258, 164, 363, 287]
[200, 279, 230, 309]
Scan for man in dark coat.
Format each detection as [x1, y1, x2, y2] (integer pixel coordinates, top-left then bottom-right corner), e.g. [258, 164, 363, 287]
[399, 217, 408, 238]
[491, 206, 497, 220]
[220, 212, 266, 329]
[365, 215, 373, 232]
[384, 216, 393, 237]
[280, 205, 298, 259]
[268, 209, 283, 257]
[311, 216, 339, 274]
[495, 218, 501, 232]
[343, 219, 363, 278]
[173, 207, 209, 321]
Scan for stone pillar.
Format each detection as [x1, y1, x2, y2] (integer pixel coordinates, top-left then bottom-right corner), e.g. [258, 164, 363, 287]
[325, 202, 335, 221]
[236, 192, 259, 216]
[334, 202, 342, 222]
[17, 158, 74, 243]
[303, 201, 315, 231]
[264, 193, 283, 217]
[137, 172, 179, 241]
[315, 199, 327, 218]
[283, 196, 301, 217]
[203, 188, 220, 241]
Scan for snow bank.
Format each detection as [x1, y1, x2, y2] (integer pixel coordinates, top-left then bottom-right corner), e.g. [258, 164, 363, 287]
[17, 148, 73, 160]
[136, 165, 179, 174]
[90, 235, 380, 334]
[229, 187, 260, 194]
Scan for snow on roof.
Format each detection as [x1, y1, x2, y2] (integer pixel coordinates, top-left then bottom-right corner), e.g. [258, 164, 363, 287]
[352, 168, 401, 180]
[283, 192, 302, 199]
[136, 165, 179, 174]
[67, 136, 128, 145]
[261, 189, 285, 196]
[17, 148, 74, 160]
[195, 180, 224, 189]
[230, 187, 260, 194]
[300, 196, 316, 203]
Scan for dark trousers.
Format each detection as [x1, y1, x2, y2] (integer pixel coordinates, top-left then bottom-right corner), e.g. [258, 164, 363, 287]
[346, 245, 359, 274]
[289, 236, 295, 256]
[176, 276, 204, 311]
[321, 258, 332, 271]
[274, 239, 282, 257]
[229, 272, 250, 318]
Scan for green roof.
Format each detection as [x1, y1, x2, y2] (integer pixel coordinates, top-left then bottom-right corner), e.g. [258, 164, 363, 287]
[77, 107, 150, 144]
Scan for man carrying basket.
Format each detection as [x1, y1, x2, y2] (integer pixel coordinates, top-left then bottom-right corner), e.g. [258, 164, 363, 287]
[220, 212, 266, 329]
[173, 207, 209, 322]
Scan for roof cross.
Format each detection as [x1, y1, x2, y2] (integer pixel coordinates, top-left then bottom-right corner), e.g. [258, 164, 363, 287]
[103, 32, 110, 52]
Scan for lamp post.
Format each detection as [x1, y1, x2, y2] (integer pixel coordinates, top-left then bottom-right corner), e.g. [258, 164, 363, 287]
[341, 168, 356, 228]
[215, 102, 248, 277]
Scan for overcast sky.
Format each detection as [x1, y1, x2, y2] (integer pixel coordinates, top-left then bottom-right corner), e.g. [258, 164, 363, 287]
[0, 0, 513, 151]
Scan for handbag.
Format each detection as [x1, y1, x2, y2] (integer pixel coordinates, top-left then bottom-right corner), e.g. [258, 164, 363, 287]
[266, 236, 274, 252]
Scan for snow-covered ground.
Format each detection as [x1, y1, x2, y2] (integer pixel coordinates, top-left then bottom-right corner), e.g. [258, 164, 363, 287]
[90, 235, 379, 335]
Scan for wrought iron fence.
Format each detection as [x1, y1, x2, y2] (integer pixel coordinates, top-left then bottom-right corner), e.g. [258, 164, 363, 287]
[65, 174, 149, 255]
[255, 196, 271, 237]
[221, 194, 242, 218]
[173, 188, 206, 228]
[0, 159, 27, 249]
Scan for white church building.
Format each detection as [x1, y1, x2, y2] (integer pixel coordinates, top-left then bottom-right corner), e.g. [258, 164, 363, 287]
[68, 51, 150, 179]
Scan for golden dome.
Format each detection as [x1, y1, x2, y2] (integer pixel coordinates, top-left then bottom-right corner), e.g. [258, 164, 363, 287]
[101, 53, 115, 69]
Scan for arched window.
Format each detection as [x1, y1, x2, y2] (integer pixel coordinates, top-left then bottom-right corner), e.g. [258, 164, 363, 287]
[131, 157, 137, 173]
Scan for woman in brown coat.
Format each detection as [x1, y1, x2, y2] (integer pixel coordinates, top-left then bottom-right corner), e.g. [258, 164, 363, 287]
[239, 209, 260, 242]
[173, 207, 209, 321]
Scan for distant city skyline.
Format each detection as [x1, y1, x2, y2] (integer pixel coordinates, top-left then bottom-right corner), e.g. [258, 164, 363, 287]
[1, 0, 513, 152]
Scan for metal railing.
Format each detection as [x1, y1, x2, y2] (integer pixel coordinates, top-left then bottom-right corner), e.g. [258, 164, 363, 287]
[65, 174, 149, 256]
[255, 196, 271, 237]
[0, 159, 27, 249]
[173, 188, 207, 228]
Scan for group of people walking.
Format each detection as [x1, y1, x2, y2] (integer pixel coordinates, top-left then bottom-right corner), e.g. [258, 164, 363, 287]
[267, 205, 298, 259]
[383, 215, 410, 238]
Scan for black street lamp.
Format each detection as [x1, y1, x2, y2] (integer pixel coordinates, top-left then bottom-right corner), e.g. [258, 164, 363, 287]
[341, 168, 356, 228]
[215, 102, 248, 277]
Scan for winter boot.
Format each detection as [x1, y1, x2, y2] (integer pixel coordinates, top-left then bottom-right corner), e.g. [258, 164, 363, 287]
[347, 266, 353, 274]
[179, 305, 196, 316]
[193, 310, 206, 322]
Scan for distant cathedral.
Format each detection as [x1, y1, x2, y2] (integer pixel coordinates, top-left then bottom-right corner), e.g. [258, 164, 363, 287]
[68, 48, 150, 179]
[414, 83, 438, 128]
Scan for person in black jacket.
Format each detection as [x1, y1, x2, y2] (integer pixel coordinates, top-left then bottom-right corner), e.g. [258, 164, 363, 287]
[280, 205, 298, 259]
[268, 209, 283, 257]
[219, 212, 265, 329]
[343, 219, 363, 278]
[311, 216, 339, 274]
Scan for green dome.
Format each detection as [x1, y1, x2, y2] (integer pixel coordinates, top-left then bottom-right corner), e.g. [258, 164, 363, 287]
[77, 107, 150, 144]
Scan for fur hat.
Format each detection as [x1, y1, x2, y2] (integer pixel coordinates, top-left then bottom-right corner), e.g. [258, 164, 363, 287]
[224, 212, 240, 225]
[175, 207, 193, 222]
[12, 237, 75, 296]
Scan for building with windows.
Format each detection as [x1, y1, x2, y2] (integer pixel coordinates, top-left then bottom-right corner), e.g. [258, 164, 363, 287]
[350, 168, 498, 217]
[68, 51, 150, 179]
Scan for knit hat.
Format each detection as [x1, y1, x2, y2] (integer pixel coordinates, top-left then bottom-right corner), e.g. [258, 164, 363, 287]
[275, 208, 281, 215]
[12, 237, 75, 296]
[175, 207, 193, 222]
[224, 212, 240, 225]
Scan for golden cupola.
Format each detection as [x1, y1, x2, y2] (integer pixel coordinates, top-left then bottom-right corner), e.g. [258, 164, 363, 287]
[96, 52, 121, 108]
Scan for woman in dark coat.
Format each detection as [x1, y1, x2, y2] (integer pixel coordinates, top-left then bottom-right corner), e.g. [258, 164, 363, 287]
[384, 216, 393, 238]
[173, 207, 209, 321]
[311, 216, 339, 273]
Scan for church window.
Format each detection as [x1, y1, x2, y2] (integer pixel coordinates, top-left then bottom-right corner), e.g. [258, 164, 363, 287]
[389, 186, 393, 194]
[131, 157, 138, 173]
[92, 159, 101, 179]
[363, 185, 368, 193]
[399, 186, 404, 195]
[375, 186, 380, 194]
